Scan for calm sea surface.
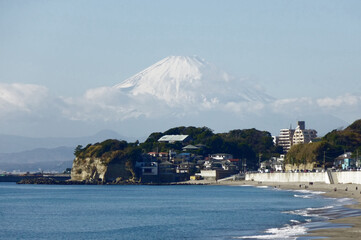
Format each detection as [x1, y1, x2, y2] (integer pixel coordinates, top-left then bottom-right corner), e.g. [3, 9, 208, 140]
[0, 183, 340, 239]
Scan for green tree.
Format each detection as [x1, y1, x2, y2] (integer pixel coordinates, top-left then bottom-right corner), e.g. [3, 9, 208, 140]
[74, 145, 83, 157]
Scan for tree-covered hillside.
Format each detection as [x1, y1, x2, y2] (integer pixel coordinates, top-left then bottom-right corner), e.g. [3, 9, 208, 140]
[323, 119, 361, 153]
[286, 119, 361, 167]
[73, 139, 143, 180]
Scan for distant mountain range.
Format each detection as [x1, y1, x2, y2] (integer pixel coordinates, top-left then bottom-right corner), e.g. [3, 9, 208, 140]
[0, 129, 127, 153]
[0, 130, 129, 173]
[0, 147, 74, 173]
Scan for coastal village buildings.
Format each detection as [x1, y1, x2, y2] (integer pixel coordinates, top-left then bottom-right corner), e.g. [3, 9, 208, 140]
[135, 124, 359, 182]
[134, 135, 241, 182]
[259, 155, 285, 172]
[134, 135, 240, 182]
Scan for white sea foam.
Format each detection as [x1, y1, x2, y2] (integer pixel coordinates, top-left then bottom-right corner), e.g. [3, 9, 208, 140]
[235, 224, 307, 239]
[284, 205, 334, 219]
[284, 209, 309, 217]
[320, 197, 355, 207]
[335, 197, 354, 205]
[290, 219, 301, 224]
[293, 189, 325, 195]
[306, 206, 334, 211]
[237, 183, 359, 239]
[294, 194, 312, 199]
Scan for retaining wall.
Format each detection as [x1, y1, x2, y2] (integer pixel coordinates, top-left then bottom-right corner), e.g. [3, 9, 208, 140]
[246, 171, 361, 184]
[246, 172, 361, 184]
[335, 172, 361, 184]
[246, 172, 327, 183]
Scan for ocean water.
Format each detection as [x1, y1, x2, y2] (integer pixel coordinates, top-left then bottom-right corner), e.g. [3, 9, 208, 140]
[0, 183, 354, 240]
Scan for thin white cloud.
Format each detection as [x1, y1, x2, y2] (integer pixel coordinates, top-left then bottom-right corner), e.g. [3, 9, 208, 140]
[0, 83, 49, 115]
[1, 82, 361, 138]
[62, 87, 148, 121]
[61, 86, 361, 125]
[268, 94, 361, 123]
[271, 97, 314, 113]
[316, 94, 361, 108]
[224, 101, 265, 114]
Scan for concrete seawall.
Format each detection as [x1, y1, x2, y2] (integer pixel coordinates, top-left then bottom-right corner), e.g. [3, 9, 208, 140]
[246, 172, 361, 184]
[335, 172, 361, 184]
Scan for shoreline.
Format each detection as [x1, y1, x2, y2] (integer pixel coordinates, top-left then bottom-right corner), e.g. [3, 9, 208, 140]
[210, 180, 361, 239]
[12, 178, 361, 239]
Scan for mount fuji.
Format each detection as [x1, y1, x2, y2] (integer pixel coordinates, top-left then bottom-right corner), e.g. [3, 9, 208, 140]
[70, 55, 348, 138]
[114, 56, 274, 106]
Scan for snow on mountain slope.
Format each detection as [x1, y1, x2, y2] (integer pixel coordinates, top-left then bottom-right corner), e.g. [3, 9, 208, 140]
[114, 56, 273, 106]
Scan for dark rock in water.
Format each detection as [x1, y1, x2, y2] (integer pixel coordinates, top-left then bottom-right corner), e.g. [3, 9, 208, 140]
[17, 177, 106, 185]
[16, 177, 200, 185]
[17, 177, 60, 184]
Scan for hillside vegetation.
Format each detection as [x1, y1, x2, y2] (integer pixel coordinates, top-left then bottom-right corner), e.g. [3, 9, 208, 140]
[286, 119, 361, 167]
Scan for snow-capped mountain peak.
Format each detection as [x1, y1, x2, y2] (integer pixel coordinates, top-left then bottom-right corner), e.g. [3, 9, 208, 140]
[114, 56, 207, 90]
[114, 56, 273, 105]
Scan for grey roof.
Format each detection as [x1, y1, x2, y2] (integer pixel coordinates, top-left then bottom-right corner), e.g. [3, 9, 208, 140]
[158, 135, 189, 142]
[183, 144, 199, 150]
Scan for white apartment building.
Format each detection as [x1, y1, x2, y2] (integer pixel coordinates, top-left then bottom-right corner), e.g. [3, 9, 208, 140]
[278, 128, 295, 152]
[293, 121, 317, 145]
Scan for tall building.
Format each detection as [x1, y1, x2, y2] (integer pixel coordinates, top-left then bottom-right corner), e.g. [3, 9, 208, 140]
[293, 121, 317, 145]
[277, 121, 317, 153]
[278, 128, 295, 152]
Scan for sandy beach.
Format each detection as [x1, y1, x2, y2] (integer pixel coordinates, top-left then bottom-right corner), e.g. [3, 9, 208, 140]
[188, 179, 361, 239]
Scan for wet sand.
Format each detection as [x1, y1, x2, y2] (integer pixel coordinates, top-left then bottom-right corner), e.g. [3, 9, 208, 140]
[187, 179, 361, 239]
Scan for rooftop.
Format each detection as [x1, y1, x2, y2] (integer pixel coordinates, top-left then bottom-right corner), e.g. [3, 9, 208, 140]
[158, 135, 189, 142]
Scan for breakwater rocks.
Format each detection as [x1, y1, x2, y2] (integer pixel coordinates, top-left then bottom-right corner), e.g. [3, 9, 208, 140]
[17, 177, 136, 185]
[16, 177, 207, 185]
[17, 177, 90, 185]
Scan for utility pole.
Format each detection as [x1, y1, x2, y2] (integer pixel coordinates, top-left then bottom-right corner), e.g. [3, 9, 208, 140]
[323, 151, 326, 170]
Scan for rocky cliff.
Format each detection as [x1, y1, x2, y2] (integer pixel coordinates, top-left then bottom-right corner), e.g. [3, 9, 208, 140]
[70, 140, 141, 183]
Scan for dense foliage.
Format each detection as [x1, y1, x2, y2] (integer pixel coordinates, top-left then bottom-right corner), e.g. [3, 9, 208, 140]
[286, 119, 361, 166]
[286, 142, 343, 167]
[323, 119, 361, 152]
[74, 139, 143, 166]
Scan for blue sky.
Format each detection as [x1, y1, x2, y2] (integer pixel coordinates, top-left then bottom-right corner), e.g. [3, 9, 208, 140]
[0, 0, 361, 138]
[2, 0, 360, 97]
